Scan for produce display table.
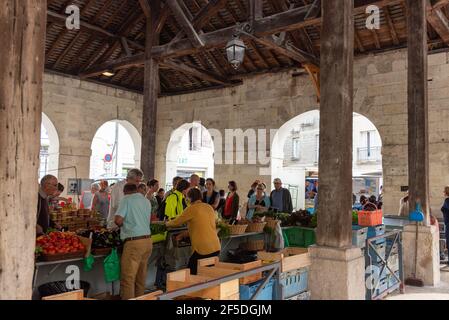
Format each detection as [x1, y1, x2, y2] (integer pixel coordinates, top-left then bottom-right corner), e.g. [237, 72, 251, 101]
[33, 225, 291, 299]
[32, 241, 165, 299]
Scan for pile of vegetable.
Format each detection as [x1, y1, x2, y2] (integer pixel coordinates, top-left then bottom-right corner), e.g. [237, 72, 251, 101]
[36, 231, 85, 256]
[151, 223, 167, 235]
[288, 210, 312, 227]
[352, 210, 359, 224]
[77, 228, 122, 249]
[216, 221, 230, 239]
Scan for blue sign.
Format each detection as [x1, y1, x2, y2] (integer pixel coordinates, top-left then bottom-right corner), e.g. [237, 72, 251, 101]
[104, 154, 113, 162]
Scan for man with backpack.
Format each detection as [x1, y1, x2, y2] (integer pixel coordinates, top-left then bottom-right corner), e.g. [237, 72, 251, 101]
[161, 179, 190, 220]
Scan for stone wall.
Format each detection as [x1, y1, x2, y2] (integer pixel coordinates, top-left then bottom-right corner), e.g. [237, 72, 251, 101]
[42, 73, 143, 195]
[41, 49, 449, 217]
[156, 49, 449, 216]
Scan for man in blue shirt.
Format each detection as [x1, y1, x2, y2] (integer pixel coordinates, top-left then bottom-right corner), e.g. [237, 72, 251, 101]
[270, 178, 293, 213]
[114, 183, 152, 300]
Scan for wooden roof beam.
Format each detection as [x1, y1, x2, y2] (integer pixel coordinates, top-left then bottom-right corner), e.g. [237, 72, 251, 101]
[160, 59, 235, 85]
[155, 3, 172, 34]
[83, 0, 425, 76]
[138, 0, 152, 18]
[170, 0, 236, 43]
[384, 6, 400, 45]
[166, 0, 205, 47]
[371, 29, 381, 49]
[427, 0, 449, 45]
[432, 0, 449, 11]
[241, 31, 319, 66]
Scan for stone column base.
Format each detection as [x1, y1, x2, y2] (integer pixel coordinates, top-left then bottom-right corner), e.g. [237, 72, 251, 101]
[309, 245, 365, 300]
[402, 224, 440, 286]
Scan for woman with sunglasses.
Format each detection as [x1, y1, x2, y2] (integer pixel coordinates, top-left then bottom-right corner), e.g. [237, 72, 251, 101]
[246, 183, 271, 220]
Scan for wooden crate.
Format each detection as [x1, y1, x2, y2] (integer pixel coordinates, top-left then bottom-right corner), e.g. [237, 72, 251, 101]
[257, 247, 311, 273]
[131, 290, 163, 300]
[42, 289, 88, 300]
[197, 257, 262, 285]
[167, 269, 239, 300]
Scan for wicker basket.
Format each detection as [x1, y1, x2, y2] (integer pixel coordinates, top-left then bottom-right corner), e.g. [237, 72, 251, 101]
[240, 240, 265, 251]
[265, 219, 279, 229]
[228, 224, 248, 235]
[246, 222, 267, 233]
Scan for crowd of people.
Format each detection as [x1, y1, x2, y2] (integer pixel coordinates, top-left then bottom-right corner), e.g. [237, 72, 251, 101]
[35, 170, 449, 297]
[35, 170, 296, 299]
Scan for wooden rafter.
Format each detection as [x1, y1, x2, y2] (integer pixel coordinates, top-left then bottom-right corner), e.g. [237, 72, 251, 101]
[384, 6, 400, 45]
[247, 41, 271, 69]
[166, 0, 204, 48]
[427, 0, 449, 45]
[160, 59, 234, 85]
[138, 0, 151, 18]
[71, 0, 123, 71]
[304, 63, 320, 102]
[155, 3, 172, 34]
[371, 29, 381, 49]
[354, 29, 366, 52]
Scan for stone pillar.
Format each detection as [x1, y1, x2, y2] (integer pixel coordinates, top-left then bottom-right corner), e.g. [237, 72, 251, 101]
[403, 224, 440, 286]
[403, 0, 439, 286]
[309, 0, 365, 300]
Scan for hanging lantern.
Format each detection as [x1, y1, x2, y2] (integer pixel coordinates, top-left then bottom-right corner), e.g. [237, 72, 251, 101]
[226, 37, 246, 70]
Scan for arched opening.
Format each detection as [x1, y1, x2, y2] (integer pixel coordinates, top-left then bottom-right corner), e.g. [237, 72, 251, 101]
[40, 113, 60, 180]
[271, 110, 383, 211]
[165, 122, 214, 189]
[89, 120, 141, 180]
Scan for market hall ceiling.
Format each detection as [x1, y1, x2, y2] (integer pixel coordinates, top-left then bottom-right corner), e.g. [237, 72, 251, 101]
[45, 0, 449, 96]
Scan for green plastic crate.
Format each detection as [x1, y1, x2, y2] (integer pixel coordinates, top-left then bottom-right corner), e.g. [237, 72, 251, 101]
[283, 227, 316, 247]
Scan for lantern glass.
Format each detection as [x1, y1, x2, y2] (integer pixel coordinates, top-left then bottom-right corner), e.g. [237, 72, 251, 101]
[226, 38, 246, 69]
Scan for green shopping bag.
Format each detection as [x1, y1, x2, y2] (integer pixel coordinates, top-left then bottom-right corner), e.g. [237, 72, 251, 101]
[83, 254, 94, 272]
[103, 248, 121, 283]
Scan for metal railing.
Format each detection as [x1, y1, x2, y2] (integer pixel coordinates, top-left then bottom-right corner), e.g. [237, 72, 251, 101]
[157, 261, 282, 300]
[357, 146, 382, 163]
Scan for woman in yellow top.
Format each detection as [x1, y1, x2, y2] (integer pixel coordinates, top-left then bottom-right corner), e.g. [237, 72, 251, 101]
[166, 188, 221, 274]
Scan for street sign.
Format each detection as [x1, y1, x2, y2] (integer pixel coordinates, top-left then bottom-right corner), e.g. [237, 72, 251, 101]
[104, 153, 113, 162]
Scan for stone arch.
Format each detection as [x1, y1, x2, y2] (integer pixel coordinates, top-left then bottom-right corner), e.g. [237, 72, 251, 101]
[271, 110, 384, 210]
[40, 112, 60, 179]
[165, 122, 215, 189]
[89, 120, 141, 179]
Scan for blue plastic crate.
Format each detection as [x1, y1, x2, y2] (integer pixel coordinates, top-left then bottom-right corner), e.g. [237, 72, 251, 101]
[274, 268, 309, 299]
[352, 226, 368, 248]
[367, 225, 386, 244]
[376, 277, 388, 296]
[388, 271, 401, 288]
[368, 241, 386, 263]
[239, 278, 274, 300]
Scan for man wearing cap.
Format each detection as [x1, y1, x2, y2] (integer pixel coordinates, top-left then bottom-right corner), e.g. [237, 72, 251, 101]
[107, 168, 144, 228]
[270, 178, 293, 214]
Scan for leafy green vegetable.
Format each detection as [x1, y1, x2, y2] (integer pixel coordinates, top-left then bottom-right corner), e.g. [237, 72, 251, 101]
[151, 223, 167, 235]
[216, 222, 230, 239]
